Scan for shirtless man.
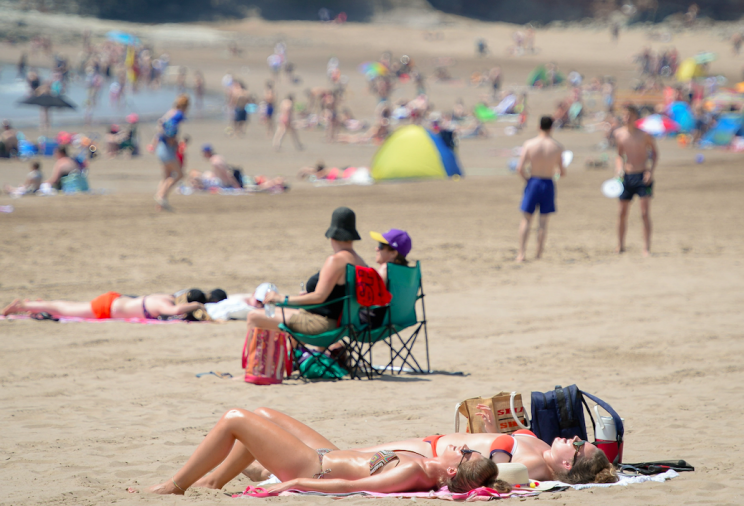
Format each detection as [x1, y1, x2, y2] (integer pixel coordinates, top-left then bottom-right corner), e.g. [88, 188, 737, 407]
[273, 94, 303, 151]
[230, 81, 250, 135]
[46, 146, 79, 190]
[516, 116, 565, 262]
[613, 104, 658, 256]
[200, 145, 241, 188]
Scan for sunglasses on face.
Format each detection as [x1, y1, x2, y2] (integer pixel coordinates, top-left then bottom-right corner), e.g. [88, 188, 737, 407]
[572, 440, 586, 466]
[377, 242, 392, 250]
[457, 448, 481, 471]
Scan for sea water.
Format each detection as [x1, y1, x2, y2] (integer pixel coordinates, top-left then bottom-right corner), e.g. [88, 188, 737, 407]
[0, 65, 222, 127]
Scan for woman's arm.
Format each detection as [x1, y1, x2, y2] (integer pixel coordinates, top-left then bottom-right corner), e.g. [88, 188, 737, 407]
[266, 253, 347, 306]
[268, 463, 425, 494]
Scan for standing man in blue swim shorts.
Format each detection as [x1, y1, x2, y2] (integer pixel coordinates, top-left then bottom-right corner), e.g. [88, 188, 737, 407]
[613, 104, 658, 256]
[516, 116, 566, 262]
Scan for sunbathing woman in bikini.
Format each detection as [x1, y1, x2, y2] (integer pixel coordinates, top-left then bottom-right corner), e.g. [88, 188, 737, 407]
[129, 407, 509, 495]
[234, 406, 616, 486]
[2, 292, 204, 320]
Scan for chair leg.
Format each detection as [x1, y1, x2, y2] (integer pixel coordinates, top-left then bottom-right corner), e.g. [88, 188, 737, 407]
[385, 324, 427, 374]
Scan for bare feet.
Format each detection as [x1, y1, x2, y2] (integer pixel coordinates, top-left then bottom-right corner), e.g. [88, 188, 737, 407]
[2, 299, 24, 316]
[515, 254, 525, 263]
[616, 247, 625, 254]
[154, 196, 174, 212]
[642, 249, 650, 257]
[128, 481, 185, 495]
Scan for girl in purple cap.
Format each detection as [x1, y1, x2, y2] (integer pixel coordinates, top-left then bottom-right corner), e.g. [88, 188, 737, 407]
[369, 228, 412, 283]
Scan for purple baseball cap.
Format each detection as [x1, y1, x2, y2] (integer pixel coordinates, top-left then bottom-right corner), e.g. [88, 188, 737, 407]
[370, 229, 412, 258]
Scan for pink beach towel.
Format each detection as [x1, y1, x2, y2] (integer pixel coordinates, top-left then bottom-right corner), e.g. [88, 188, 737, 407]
[0, 315, 206, 325]
[234, 485, 537, 501]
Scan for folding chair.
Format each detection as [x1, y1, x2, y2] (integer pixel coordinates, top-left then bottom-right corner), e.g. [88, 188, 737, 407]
[366, 261, 430, 374]
[277, 265, 369, 379]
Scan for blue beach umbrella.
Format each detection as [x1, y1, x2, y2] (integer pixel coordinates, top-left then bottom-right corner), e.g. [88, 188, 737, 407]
[107, 31, 141, 46]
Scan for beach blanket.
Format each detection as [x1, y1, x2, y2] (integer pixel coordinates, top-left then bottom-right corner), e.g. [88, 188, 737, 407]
[235, 485, 537, 501]
[0, 314, 205, 324]
[235, 470, 679, 501]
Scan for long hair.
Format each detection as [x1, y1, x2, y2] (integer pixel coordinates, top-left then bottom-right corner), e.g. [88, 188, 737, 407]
[445, 458, 511, 494]
[392, 253, 409, 266]
[557, 449, 618, 485]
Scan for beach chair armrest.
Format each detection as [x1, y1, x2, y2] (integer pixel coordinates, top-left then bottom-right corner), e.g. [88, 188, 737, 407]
[277, 295, 351, 311]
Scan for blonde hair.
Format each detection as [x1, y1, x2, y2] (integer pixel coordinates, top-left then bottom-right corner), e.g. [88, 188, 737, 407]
[174, 94, 190, 111]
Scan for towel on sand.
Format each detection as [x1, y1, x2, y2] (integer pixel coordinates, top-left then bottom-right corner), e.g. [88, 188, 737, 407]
[235, 469, 679, 501]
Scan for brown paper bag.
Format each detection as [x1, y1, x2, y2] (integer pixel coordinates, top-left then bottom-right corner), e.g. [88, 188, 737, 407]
[454, 391, 530, 434]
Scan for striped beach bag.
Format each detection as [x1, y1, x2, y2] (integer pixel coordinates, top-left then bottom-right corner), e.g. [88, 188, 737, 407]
[242, 328, 291, 385]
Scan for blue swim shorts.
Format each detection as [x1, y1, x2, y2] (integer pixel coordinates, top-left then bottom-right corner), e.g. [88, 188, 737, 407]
[520, 177, 555, 214]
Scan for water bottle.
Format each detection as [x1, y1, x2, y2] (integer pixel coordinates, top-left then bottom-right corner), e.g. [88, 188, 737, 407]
[264, 303, 275, 318]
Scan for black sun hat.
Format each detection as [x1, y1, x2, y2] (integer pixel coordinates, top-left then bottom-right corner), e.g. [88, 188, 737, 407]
[325, 206, 361, 241]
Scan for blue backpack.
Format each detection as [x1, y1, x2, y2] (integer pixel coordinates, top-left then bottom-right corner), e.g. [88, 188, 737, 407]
[530, 385, 624, 463]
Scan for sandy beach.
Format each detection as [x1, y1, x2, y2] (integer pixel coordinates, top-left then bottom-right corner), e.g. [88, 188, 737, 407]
[2, 12, 744, 505]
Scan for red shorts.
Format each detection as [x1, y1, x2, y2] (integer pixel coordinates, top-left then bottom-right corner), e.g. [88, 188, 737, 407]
[90, 292, 120, 319]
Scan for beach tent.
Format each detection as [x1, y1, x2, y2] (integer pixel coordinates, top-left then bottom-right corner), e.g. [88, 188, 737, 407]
[371, 125, 462, 181]
[675, 58, 706, 82]
[668, 101, 695, 133]
[702, 114, 744, 146]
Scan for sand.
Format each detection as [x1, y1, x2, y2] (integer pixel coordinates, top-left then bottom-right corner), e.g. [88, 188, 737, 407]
[2, 14, 744, 506]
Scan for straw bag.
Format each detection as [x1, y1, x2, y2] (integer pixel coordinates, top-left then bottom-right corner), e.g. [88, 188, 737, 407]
[242, 328, 291, 385]
[454, 392, 530, 434]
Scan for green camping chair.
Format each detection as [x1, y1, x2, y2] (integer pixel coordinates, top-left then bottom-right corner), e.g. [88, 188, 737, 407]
[277, 264, 369, 380]
[364, 261, 430, 375]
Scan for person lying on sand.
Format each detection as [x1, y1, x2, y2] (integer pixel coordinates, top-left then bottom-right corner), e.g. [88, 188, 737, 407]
[127, 407, 509, 495]
[204, 283, 276, 321]
[2, 292, 205, 320]
[233, 407, 617, 486]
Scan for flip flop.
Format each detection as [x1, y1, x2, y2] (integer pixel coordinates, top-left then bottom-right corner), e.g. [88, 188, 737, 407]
[31, 312, 59, 322]
[239, 486, 275, 498]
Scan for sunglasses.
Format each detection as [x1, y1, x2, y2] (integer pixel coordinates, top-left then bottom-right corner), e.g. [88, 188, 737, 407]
[572, 440, 586, 466]
[457, 448, 481, 471]
[377, 242, 392, 250]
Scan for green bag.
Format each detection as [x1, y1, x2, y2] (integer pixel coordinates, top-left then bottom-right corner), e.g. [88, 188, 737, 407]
[293, 348, 347, 379]
[61, 171, 89, 193]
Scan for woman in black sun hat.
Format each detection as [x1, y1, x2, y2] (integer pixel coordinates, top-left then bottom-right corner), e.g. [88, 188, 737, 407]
[246, 207, 368, 337]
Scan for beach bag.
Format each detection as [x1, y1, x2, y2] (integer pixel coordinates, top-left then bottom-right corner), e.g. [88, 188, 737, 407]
[293, 346, 348, 380]
[61, 171, 89, 193]
[530, 385, 624, 464]
[454, 392, 529, 434]
[242, 328, 291, 385]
